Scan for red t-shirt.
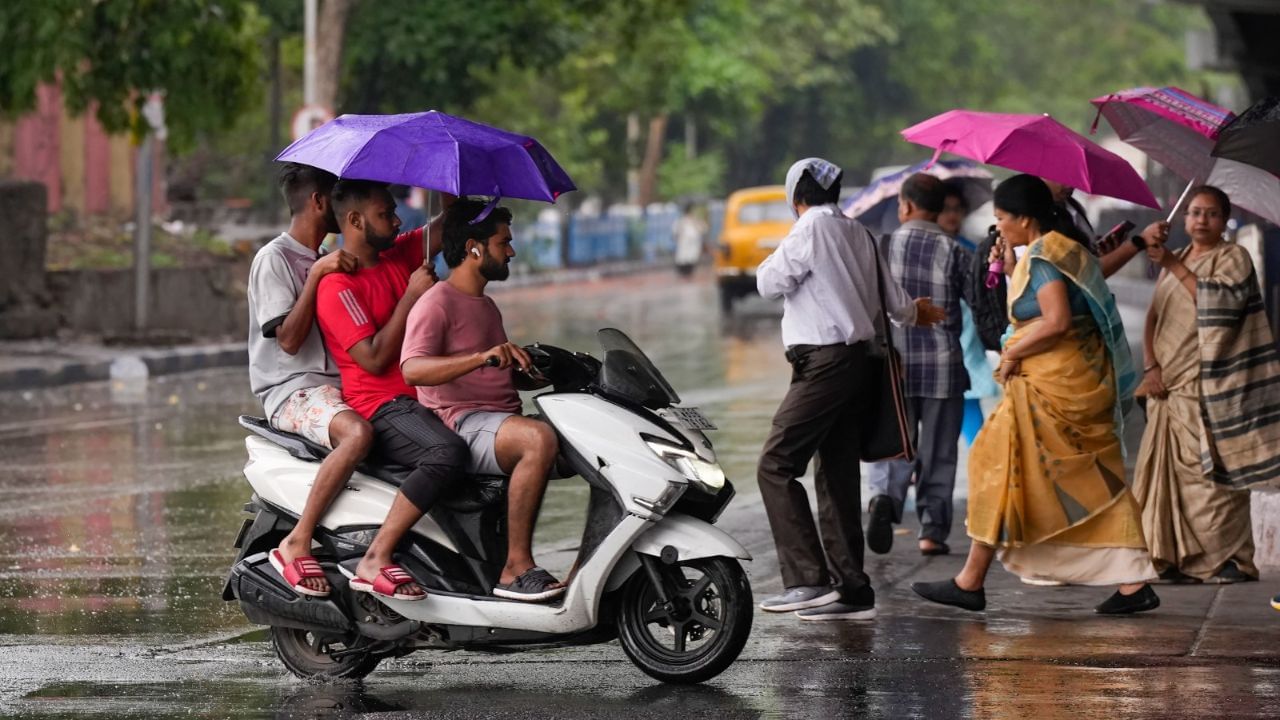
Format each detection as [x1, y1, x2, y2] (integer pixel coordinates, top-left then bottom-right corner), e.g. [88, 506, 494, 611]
[316, 228, 424, 419]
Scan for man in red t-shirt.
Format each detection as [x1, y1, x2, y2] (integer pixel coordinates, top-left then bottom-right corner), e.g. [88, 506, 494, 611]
[315, 179, 467, 602]
[400, 198, 564, 602]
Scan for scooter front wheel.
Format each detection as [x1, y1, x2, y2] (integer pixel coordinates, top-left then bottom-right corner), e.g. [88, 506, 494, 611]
[616, 556, 753, 684]
[269, 626, 381, 680]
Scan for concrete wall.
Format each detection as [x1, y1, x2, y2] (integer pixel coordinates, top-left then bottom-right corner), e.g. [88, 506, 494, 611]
[0, 180, 59, 338]
[46, 265, 244, 337]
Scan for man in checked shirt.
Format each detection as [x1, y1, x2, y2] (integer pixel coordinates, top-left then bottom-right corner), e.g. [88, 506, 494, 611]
[865, 173, 975, 558]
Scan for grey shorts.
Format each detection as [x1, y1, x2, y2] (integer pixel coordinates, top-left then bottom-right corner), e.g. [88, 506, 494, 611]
[455, 411, 517, 476]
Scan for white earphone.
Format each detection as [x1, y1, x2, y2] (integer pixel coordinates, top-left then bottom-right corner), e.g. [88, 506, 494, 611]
[471, 247, 482, 258]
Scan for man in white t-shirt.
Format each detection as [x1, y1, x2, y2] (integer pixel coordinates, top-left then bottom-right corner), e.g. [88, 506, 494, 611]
[247, 163, 374, 598]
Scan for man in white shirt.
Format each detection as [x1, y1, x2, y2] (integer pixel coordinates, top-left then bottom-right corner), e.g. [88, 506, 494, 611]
[755, 157, 944, 622]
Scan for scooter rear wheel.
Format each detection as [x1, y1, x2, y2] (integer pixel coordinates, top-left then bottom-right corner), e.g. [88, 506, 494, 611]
[616, 556, 753, 684]
[269, 626, 381, 680]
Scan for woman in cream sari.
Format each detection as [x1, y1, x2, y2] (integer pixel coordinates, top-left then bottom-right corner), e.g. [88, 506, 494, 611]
[913, 174, 1159, 615]
[1133, 185, 1280, 584]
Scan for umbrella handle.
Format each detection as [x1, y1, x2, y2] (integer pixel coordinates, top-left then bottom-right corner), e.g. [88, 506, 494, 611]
[1165, 177, 1197, 223]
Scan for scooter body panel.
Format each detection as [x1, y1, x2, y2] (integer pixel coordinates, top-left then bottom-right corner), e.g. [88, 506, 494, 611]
[536, 394, 694, 518]
[630, 512, 751, 561]
[377, 514, 653, 633]
[243, 436, 457, 553]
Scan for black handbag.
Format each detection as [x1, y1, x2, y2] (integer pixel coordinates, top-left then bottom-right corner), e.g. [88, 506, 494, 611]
[860, 230, 917, 463]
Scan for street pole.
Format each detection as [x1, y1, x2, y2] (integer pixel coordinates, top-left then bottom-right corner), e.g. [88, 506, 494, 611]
[304, 0, 317, 106]
[133, 132, 154, 333]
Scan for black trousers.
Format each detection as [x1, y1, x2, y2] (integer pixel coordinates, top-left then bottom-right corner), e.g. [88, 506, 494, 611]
[369, 396, 468, 512]
[757, 342, 875, 600]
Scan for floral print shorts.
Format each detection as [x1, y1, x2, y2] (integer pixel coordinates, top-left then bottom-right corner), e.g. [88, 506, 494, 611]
[271, 384, 351, 449]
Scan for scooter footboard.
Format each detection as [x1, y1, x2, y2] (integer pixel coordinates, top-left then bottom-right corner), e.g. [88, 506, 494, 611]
[607, 513, 751, 591]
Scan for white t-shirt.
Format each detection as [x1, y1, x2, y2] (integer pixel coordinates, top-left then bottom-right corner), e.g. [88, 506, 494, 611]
[247, 233, 340, 420]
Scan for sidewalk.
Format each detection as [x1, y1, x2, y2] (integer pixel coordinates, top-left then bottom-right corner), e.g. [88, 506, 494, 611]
[0, 337, 247, 391]
[735, 493, 1280, 669]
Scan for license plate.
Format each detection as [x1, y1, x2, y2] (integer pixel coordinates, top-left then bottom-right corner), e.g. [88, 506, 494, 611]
[668, 406, 717, 431]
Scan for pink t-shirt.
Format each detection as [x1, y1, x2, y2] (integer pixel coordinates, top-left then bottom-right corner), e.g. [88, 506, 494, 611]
[401, 281, 521, 429]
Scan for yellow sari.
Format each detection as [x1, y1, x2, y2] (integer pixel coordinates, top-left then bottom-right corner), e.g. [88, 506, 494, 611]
[967, 233, 1154, 585]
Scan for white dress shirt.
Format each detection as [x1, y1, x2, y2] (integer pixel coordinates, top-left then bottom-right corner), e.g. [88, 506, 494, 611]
[757, 204, 917, 348]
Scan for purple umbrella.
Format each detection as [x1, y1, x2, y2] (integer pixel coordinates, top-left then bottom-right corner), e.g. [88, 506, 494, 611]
[275, 111, 576, 203]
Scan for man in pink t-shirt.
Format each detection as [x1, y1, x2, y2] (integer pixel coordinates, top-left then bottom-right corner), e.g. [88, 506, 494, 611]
[401, 198, 563, 603]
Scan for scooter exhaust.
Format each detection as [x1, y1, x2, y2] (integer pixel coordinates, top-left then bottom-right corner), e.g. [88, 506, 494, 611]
[228, 552, 353, 635]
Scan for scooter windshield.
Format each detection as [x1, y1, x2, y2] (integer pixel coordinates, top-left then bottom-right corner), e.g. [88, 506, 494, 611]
[596, 328, 681, 410]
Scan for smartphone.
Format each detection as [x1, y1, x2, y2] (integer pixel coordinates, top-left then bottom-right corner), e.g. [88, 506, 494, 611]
[1105, 220, 1134, 240]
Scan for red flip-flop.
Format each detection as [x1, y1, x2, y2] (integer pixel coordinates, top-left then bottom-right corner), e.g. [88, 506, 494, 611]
[342, 564, 426, 602]
[268, 548, 330, 598]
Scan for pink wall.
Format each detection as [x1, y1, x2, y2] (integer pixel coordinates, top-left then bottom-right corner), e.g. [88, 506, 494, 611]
[13, 84, 63, 213]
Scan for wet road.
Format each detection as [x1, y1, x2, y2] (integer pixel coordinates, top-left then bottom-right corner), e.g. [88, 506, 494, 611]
[0, 271, 1277, 719]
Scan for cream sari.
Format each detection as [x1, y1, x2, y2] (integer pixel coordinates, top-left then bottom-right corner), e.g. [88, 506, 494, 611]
[1132, 242, 1264, 579]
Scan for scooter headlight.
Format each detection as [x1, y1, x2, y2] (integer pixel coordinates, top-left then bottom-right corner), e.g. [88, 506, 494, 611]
[644, 436, 726, 493]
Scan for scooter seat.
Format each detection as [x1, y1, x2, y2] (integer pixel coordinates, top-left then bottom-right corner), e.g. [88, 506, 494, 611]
[238, 415, 506, 512]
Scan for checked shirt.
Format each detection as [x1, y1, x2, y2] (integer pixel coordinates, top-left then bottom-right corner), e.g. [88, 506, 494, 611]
[884, 219, 974, 399]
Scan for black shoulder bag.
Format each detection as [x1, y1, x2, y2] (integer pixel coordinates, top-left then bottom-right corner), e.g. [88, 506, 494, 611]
[859, 229, 917, 462]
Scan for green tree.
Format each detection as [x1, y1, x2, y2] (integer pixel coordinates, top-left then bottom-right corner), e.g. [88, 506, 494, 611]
[0, 0, 265, 151]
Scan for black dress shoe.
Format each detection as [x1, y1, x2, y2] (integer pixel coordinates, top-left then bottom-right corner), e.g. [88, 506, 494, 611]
[911, 579, 986, 612]
[866, 495, 894, 555]
[1094, 584, 1160, 615]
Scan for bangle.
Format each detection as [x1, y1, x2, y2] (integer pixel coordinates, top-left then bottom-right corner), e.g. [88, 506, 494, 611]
[1144, 363, 1159, 372]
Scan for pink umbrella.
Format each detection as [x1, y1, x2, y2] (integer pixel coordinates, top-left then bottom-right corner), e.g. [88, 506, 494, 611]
[1091, 86, 1280, 225]
[901, 110, 1160, 209]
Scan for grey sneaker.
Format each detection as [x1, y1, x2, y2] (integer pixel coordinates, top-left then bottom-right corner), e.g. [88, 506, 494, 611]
[795, 600, 877, 621]
[759, 585, 840, 612]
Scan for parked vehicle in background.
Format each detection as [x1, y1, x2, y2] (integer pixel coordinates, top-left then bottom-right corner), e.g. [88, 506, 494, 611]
[714, 186, 793, 313]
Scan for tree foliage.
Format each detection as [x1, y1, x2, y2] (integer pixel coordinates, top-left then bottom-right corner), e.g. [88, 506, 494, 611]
[0, 0, 265, 150]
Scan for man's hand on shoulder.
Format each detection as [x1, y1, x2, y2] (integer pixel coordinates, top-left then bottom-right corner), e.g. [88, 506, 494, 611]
[312, 248, 356, 279]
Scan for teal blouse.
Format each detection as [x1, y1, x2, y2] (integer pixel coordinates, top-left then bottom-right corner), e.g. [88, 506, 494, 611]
[1011, 260, 1093, 321]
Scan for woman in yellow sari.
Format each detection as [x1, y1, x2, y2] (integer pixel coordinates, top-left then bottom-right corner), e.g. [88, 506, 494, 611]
[913, 174, 1159, 615]
[1133, 185, 1280, 584]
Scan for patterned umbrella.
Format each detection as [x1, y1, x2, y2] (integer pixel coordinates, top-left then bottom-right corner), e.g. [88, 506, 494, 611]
[1091, 87, 1280, 224]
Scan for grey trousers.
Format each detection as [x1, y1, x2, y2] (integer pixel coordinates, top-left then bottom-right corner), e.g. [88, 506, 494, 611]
[865, 395, 965, 543]
[757, 343, 875, 599]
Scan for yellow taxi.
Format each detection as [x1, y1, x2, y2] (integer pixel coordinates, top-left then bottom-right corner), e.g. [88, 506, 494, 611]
[714, 185, 793, 312]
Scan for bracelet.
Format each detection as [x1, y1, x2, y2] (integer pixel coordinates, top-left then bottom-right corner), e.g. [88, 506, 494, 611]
[1144, 363, 1159, 372]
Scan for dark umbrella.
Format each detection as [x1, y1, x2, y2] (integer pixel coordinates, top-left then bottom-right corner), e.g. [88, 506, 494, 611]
[1211, 96, 1280, 177]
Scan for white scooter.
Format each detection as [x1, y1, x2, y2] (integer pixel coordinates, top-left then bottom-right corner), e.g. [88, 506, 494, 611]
[223, 328, 752, 684]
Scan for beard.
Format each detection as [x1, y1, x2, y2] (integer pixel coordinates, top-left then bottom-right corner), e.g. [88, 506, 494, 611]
[366, 226, 397, 252]
[479, 253, 510, 281]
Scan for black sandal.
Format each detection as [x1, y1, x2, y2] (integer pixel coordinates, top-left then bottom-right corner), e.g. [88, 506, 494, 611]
[493, 567, 566, 602]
